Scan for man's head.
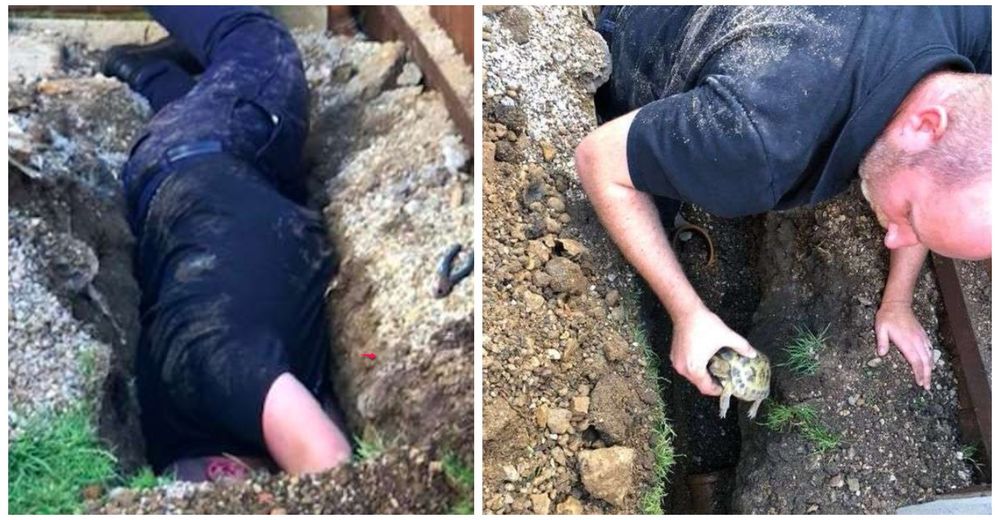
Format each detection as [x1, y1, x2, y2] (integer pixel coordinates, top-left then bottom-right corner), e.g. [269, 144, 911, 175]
[859, 71, 991, 260]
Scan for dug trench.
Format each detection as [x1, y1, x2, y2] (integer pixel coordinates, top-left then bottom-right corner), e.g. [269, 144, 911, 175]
[633, 185, 984, 513]
[9, 17, 472, 514]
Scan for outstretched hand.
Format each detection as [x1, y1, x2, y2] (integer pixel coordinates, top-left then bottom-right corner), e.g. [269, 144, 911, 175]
[875, 301, 933, 390]
[670, 306, 757, 396]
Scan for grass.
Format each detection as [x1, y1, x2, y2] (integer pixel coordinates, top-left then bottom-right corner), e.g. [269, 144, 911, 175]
[777, 324, 830, 376]
[353, 431, 387, 462]
[442, 451, 473, 515]
[763, 402, 841, 454]
[959, 444, 986, 475]
[622, 288, 676, 515]
[126, 466, 172, 490]
[9, 406, 117, 514]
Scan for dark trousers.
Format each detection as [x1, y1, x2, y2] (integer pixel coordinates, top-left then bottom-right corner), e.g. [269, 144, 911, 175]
[122, 7, 345, 472]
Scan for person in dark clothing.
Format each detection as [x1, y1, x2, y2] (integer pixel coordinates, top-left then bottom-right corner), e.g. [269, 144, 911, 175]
[576, 7, 990, 398]
[101, 6, 351, 481]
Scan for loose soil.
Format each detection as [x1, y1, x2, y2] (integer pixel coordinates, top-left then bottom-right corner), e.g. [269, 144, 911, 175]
[648, 186, 985, 514]
[482, 7, 666, 514]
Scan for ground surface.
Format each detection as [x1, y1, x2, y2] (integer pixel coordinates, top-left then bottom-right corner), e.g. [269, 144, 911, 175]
[482, 6, 668, 514]
[9, 15, 472, 514]
[656, 185, 985, 514]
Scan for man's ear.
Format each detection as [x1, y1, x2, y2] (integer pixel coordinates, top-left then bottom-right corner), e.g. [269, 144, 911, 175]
[896, 105, 948, 154]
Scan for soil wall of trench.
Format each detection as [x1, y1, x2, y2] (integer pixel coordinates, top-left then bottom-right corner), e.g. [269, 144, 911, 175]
[9, 18, 472, 514]
[483, 7, 668, 515]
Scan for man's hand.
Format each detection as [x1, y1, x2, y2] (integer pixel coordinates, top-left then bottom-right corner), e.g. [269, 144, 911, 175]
[670, 305, 757, 396]
[875, 301, 932, 390]
[876, 243, 932, 390]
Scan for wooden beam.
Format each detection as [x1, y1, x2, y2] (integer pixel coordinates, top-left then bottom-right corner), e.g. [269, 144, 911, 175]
[931, 254, 992, 469]
[429, 6, 474, 65]
[356, 6, 473, 148]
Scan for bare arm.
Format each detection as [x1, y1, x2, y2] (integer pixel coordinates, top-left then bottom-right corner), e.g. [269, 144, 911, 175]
[575, 110, 755, 395]
[875, 243, 932, 390]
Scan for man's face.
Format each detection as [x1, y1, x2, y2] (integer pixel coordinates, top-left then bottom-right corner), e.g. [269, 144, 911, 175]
[862, 173, 991, 260]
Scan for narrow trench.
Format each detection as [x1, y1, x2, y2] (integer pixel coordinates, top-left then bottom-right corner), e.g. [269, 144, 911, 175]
[637, 205, 766, 514]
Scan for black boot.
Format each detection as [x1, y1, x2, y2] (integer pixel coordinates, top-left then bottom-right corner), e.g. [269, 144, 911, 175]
[100, 37, 203, 85]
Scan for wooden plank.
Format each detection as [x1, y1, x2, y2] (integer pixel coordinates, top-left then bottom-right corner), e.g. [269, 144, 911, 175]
[430, 5, 474, 65]
[356, 6, 473, 147]
[931, 254, 992, 468]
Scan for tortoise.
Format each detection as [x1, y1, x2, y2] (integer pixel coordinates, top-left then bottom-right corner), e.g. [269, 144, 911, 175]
[708, 347, 771, 419]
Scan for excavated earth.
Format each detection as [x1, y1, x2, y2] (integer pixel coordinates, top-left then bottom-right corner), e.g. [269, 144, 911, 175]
[482, 7, 667, 514]
[8, 17, 472, 514]
[651, 185, 986, 514]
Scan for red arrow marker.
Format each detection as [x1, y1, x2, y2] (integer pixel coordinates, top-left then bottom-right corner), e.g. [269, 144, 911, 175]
[360, 353, 376, 360]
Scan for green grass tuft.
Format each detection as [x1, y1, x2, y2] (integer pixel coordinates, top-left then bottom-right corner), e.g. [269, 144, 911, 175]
[9, 406, 117, 514]
[777, 324, 830, 376]
[126, 466, 172, 490]
[442, 451, 473, 515]
[763, 402, 841, 454]
[353, 432, 386, 462]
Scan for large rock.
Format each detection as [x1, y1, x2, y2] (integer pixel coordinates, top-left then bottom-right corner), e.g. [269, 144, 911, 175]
[588, 374, 635, 444]
[544, 257, 586, 295]
[577, 447, 635, 507]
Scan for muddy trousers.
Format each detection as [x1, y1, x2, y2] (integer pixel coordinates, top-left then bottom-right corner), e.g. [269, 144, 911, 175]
[121, 7, 344, 472]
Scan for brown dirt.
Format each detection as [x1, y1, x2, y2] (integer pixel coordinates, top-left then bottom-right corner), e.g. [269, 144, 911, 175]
[713, 184, 975, 514]
[482, 7, 665, 514]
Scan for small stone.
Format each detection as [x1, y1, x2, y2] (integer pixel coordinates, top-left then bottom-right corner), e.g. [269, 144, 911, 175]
[523, 290, 546, 311]
[396, 61, 422, 86]
[540, 142, 557, 161]
[866, 357, 884, 368]
[847, 477, 860, 493]
[572, 396, 590, 414]
[270, 508, 287, 515]
[530, 493, 551, 514]
[555, 238, 588, 258]
[556, 496, 583, 515]
[932, 349, 942, 364]
[547, 408, 572, 434]
[545, 257, 586, 294]
[81, 484, 103, 501]
[503, 464, 520, 482]
[535, 406, 549, 428]
[602, 334, 628, 363]
[829, 474, 845, 488]
[848, 394, 861, 406]
[546, 196, 565, 212]
[107, 488, 135, 508]
[546, 348, 562, 360]
[807, 504, 819, 513]
[578, 447, 635, 507]
[605, 289, 620, 307]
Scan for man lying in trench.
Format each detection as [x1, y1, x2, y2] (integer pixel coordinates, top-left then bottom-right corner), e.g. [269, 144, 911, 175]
[101, 7, 351, 481]
[576, 7, 990, 397]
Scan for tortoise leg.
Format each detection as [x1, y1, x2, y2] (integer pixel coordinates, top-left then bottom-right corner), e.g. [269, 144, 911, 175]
[718, 385, 733, 418]
[747, 399, 763, 419]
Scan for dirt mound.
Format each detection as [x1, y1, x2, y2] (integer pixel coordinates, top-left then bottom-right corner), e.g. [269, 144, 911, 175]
[482, 6, 667, 514]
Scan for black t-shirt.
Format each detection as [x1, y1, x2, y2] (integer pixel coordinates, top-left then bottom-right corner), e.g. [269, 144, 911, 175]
[596, 6, 991, 217]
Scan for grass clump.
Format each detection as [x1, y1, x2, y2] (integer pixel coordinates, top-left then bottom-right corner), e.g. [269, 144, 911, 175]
[622, 288, 676, 515]
[763, 403, 841, 454]
[442, 451, 473, 515]
[353, 431, 386, 462]
[777, 325, 830, 376]
[126, 466, 172, 490]
[9, 406, 117, 514]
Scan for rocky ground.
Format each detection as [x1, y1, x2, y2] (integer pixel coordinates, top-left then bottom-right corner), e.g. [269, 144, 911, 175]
[482, 6, 668, 514]
[9, 14, 472, 514]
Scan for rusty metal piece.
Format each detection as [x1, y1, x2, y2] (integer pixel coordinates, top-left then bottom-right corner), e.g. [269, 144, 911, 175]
[687, 470, 727, 514]
[931, 254, 991, 466]
[672, 223, 717, 267]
